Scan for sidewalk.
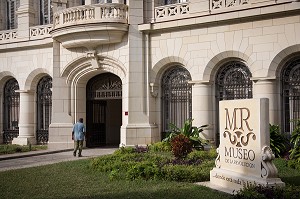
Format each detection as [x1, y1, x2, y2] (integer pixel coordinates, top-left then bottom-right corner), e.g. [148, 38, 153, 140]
[0, 147, 117, 172]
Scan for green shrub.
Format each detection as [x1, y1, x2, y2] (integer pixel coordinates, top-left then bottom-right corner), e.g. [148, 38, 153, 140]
[91, 145, 217, 182]
[126, 161, 160, 180]
[288, 159, 300, 170]
[187, 148, 217, 160]
[290, 120, 300, 162]
[234, 184, 300, 199]
[161, 164, 211, 182]
[148, 141, 171, 152]
[269, 124, 287, 157]
[171, 134, 193, 159]
[113, 146, 135, 156]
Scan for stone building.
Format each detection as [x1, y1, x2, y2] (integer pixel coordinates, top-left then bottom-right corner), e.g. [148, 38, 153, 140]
[0, 0, 299, 149]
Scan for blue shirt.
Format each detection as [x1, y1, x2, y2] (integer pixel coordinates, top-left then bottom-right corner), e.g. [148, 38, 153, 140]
[73, 122, 85, 141]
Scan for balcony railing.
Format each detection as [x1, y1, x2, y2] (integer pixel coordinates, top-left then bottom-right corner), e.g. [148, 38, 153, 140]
[0, 29, 18, 43]
[30, 24, 52, 40]
[0, 24, 52, 45]
[155, 2, 190, 22]
[153, 0, 253, 22]
[53, 3, 128, 30]
[210, 0, 251, 10]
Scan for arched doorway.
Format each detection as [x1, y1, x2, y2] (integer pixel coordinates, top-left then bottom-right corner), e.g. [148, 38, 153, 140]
[215, 61, 252, 144]
[281, 56, 300, 135]
[36, 75, 52, 144]
[86, 73, 122, 147]
[161, 66, 192, 138]
[3, 78, 20, 144]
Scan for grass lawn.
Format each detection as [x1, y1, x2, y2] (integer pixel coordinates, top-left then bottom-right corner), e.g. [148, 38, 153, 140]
[0, 155, 299, 199]
[0, 159, 231, 199]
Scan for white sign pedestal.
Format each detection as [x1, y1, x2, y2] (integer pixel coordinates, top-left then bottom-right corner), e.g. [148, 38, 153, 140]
[210, 98, 284, 194]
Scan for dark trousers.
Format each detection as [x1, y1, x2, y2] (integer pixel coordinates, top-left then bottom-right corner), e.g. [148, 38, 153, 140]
[73, 140, 83, 156]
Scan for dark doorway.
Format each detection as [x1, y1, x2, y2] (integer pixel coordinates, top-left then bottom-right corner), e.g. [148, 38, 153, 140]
[86, 73, 122, 147]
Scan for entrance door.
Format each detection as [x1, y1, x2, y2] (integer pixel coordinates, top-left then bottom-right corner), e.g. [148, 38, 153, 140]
[86, 73, 122, 147]
[86, 100, 106, 147]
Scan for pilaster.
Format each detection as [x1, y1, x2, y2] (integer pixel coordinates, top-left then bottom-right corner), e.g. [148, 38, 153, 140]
[52, 0, 68, 13]
[48, 40, 73, 149]
[16, 0, 35, 39]
[252, 76, 279, 124]
[120, 0, 159, 146]
[12, 90, 36, 145]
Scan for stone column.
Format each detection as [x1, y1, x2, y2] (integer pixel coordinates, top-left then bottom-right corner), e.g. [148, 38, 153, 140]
[252, 77, 279, 124]
[16, 0, 35, 39]
[191, 80, 215, 142]
[48, 40, 73, 149]
[12, 90, 36, 145]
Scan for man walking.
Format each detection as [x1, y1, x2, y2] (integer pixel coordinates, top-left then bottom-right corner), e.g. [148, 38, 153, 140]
[72, 118, 85, 157]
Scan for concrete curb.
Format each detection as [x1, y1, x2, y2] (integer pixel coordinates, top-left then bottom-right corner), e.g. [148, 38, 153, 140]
[0, 148, 73, 161]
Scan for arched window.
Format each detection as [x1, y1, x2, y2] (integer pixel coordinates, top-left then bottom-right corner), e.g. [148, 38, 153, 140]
[40, 0, 53, 25]
[215, 61, 252, 145]
[161, 66, 192, 137]
[3, 78, 19, 143]
[6, 0, 20, 29]
[36, 76, 52, 144]
[216, 61, 252, 101]
[281, 56, 300, 135]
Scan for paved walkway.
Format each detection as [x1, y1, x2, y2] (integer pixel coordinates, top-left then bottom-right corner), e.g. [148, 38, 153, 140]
[0, 147, 117, 172]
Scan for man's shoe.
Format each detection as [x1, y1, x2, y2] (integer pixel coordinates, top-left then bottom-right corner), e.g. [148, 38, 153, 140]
[78, 154, 82, 157]
[73, 152, 76, 157]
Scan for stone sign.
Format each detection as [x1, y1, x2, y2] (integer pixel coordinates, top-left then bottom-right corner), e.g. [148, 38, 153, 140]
[210, 98, 284, 193]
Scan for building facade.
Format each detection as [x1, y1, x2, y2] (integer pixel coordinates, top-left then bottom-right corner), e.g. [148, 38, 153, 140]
[0, 0, 299, 149]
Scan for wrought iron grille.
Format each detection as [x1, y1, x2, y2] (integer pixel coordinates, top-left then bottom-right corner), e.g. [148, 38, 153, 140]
[87, 73, 122, 100]
[161, 66, 192, 135]
[281, 56, 300, 135]
[3, 78, 20, 144]
[215, 61, 252, 145]
[216, 61, 253, 101]
[36, 76, 52, 144]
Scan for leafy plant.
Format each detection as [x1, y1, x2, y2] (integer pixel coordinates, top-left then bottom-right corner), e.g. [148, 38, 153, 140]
[170, 134, 192, 159]
[290, 119, 300, 162]
[233, 183, 300, 199]
[163, 119, 208, 150]
[269, 124, 287, 157]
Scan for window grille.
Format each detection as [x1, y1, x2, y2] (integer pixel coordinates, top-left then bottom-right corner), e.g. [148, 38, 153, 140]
[87, 73, 122, 100]
[40, 0, 53, 25]
[216, 61, 252, 101]
[6, 0, 20, 29]
[3, 78, 19, 143]
[215, 61, 252, 145]
[281, 56, 300, 135]
[36, 76, 52, 144]
[161, 66, 192, 137]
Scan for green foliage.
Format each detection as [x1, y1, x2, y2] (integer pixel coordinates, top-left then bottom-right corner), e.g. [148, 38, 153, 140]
[288, 159, 300, 170]
[163, 119, 209, 150]
[0, 144, 47, 155]
[187, 148, 217, 160]
[290, 120, 300, 162]
[91, 146, 217, 182]
[269, 124, 287, 157]
[234, 184, 300, 199]
[171, 134, 193, 158]
[148, 141, 171, 152]
[126, 161, 160, 180]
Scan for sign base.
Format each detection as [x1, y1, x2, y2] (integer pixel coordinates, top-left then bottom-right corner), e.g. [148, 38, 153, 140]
[210, 168, 285, 194]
